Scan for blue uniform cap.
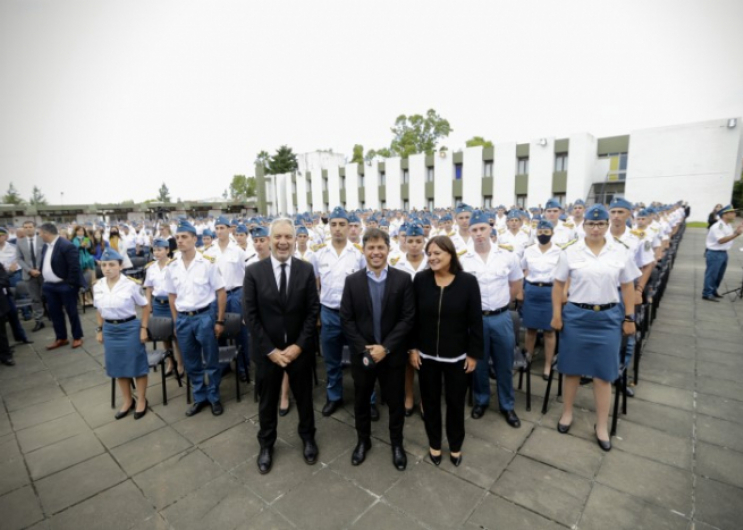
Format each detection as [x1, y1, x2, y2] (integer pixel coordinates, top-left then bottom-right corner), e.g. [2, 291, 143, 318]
[559, 213, 567, 221]
[497, 205, 506, 211]
[537, 219, 554, 231]
[152, 238, 170, 248]
[608, 197, 633, 211]
[469, 209, 490, 227]
[440, 213, 453, 222]
[203, 229, 215, 238]
[215, 215, 230, 227]
[455, 203, 473, 214]
[719, 204, 736, 214]
[574, 199, 586, 206]
[230, 219, 240, 226]
[296, 226, 309, 236]
[406, 223, 425, 237]
[347, 213, 361, 224]
[506, 210, 521, 220]
[529, 207, 540, 212]
[236, 224, 248, 234]
[585, 204, 610, 221]
[636, 209, 651, 218]
[422, 217, 431, 227]
[100, 248, 124, 262]
[545, 198, 563, 210]
[379, 218, 389, 227]
[532, 213, 542, 221]
[329, 206, 349, 221]
[176, 220, 197, 235]
[251, 226, 269, 239]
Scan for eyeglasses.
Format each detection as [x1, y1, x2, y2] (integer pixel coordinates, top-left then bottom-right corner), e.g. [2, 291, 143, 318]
[584, 222, 609, 229]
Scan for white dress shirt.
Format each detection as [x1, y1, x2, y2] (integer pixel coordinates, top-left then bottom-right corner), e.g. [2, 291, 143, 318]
[614, 228, 655, 269]
[521, 243, 562, 283]
[311, 241, 365, 309]
[93, 276, 148, 320]
[461, 245, 524, 311]
[42, 236, 63, 283]
[143, 261, 171, 297]
[552, 222, 577, 247]
[0, 241, 17, 270]
[270, 255, 291, 291]
[706, 220, 735, 251]
[164, 252, 226, 312]
[203, 241, 247, 290]
[393, 254, 428, 280]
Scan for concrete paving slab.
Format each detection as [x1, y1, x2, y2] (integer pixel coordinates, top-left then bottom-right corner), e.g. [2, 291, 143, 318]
[26, 431, 105, 480]
[611, 421, 692, 470]
[695, 441, 743, 489]
[694, 477, 743, 530]
[0, 485, 44, 530]
[16, 412, 90, 454]
[8, 397, 76, 432]
[697, 375, 743, 402]
[696, 393, 743, 424]
[351, 501, 428, 530]
[0, 434, 29, 496]
[111, 426, 193, 475]
[170, 403, 248, 444]
[94, 408, 166, 449]
[520, 426, 603, 478]
[199, 421, 262, 471]
[696, 414, 743, 453]
[464, 493, 563, 530]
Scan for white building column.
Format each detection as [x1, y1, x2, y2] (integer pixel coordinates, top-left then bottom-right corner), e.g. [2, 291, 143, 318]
[345, 163, 359, 210]
[310, 170, 323, 212]
[493, 141, 517, 206]
[365, 163, 379, 210]
[527, 137, 555, 204]
[385, 157, 401, 210]
[434, 151, 452, 208]
[274, 173, 289, 215]
[462, 146, 483, 207]
[296, 172, 308, 213]
[327, 166, 341, 208]
[408, 153, 426, 210]
[565, 133, 597, 203]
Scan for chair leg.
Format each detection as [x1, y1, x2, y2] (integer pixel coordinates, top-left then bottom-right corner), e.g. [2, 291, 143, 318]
[186, 376, 192, 404]
[171, 352, 183, 388]
[622, 369, 628, 415]
[111, 378, 116, 409]
[525, 362, 531, 412]
[541, 369, 554, 414]
[161, 360, 168, 406]
[611, 379, 621, 436]
[557, 371, 563, 398]
[235, 360, 241, 403]
[518, 367, 524, 390]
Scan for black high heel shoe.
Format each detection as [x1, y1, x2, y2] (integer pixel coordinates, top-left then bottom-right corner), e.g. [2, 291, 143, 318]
[429, 450, 442, 466]
[134, 400, 149, 420]
[594, 425, 611, 452]
[450, 453, 463, 467]
[115, 401, 135, 420]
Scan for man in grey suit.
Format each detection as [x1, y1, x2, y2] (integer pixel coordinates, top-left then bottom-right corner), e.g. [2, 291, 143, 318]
[15, 220, 45, 332]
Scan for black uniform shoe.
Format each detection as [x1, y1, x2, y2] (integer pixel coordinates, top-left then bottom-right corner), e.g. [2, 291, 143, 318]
[713, 292, 724, 298]
[471, 404, 487, 419]
[322, 399, 343, 417]
[257, 447, 273, 474]
[32, 321, 45, 332]
[503, 410, 521, 428]
[115, 402, 134, 420]
[595, 425, 612, 452]
[0, 357, 15, 367]
[351, 438, 372, 466]
[404, 406, 414, 417]
[370, 404, 380, 422]
[185, 401, 209, 417]
[429, 450, 442, 466]
[17, 338, 33, 345]
[239, 371, 249, 383]
[210, 401, 224, 416]
[557, 421, 572, 434]
[392, 445, 407, 471]
[303, 439, 319, 465]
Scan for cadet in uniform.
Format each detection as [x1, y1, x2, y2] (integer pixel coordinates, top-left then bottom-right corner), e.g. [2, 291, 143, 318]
[294, 226, 315, 262]
[551, 204, 640, 451]
[571, 199, 586, 239]
[450, 204, 474, 253]
[498, 210, 530, 258]
[165, 220, 227, 417]
[246, 226, 271, 266]
[543, 198, 576, 247]
[461, 210, 523, 428]
[703, 204, 742, 301]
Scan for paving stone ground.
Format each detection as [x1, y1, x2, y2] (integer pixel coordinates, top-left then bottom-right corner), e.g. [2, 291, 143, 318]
[1, 227, 742, 530]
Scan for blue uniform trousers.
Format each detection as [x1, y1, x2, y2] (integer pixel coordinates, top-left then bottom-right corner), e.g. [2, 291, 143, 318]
[42, 282, 83, 341]
[472, 311, 515, 411]
[703, 250, 728, 298]
[176, 310, 221, 404]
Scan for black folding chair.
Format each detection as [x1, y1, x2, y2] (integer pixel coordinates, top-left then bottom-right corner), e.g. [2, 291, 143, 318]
[541, 333, 562, 414]
[611, 335, 630, 436]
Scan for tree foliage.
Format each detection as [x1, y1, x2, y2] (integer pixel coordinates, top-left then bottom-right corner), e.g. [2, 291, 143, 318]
[156, 182, 171, 202]
[255, 150, 270, 169]
[229, 175, 257, 201]
[2, 183, 25, 205]
[465, 136, 493, 148]
[350, 144, 364, 164]
[390, 109, 452, 157]
[365, 147, 392, 162]
[29, 185, 47, 206]
[267, 146, 298, 175]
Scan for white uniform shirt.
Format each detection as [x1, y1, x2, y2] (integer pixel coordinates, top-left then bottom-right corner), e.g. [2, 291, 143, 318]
[93, 276, 148, 320]
[203, 242, 247, 290]
[497, 229, 530, 258]
[0, 242, 17, 270]
[311, 241, 365, 309]
[552, 221, 577, 247]
[614, 228, 655, 269]
[450, 232, 475, 254]
[554, 238, 641, 304]
[494, 215, 507, 230]
[164, 252, 225, 312]
[706, 220, 735, 251]
[42, 237, 63, 283]
[521, 243, 561, 283]
[294, 247, 315, 263]
[392, 254, 428, 280]
[143, 261, 171, 297]
[461, 246, 523, 311]
[573, 219, 586, 240]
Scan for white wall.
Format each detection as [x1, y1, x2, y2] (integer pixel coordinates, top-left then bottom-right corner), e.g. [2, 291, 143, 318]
[296, 151, 346, 174]
[625, 118, 743, 222]
[462, 146, 483, 207]
[344, 164, 359, 210]
[434, 151, 452, 208]
[565, 133, 597, 202]
[275, 173, 289, 215]
[310, 169, 323, 212]
[527, 137, 555, 205]
[327, 166, 340, 209]
[493, 141, 517, 206]
[408, 153, 426, 210]
[385, 157, 402, 209]
[365, 162, 379, 210]
[296, 172, 308, 213]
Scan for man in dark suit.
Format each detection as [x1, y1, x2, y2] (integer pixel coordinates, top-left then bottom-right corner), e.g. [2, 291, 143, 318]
[244, 218, 320, 475]
[340, 227, 415, 471]
[16, 220, 46, 331]
[0, 263, 15, 366]
[39, 223, 84, 350]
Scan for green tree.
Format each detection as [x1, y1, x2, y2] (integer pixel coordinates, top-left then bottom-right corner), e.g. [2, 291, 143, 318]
[267, 145, 298, 175]
[2, 183, 25, 205]
[156, 182, 171, 202]
[364, 147, 392, 162]
[389, 109, 452, 157]
[255, 150, 270, 169]
[465, 136, 493, 148]
[229, 175, 257, 201]
[350, 144, 364, 163]
[28, 185, 47, 206]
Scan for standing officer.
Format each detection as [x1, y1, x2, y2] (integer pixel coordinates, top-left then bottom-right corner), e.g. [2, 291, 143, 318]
[703, 205, 742, 301]
[312, 207, 365, 417]
[450, 204, 474, 253]
[246, 226, 271, 266]
[543, 198, 576, 246]
[461, 210, 523, 428]
[165, 220, 227, 417]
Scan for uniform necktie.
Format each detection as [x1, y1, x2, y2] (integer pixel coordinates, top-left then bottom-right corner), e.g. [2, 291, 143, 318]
[279, 262, 287, 305]
[30, 238, 36, 268]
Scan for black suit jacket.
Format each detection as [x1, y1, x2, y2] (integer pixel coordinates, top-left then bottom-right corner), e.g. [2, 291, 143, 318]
[340, 267, 415, 368]
[0, 263, 10, 317]
[243, 257, 320, 363]
[40, 237, 82, 288]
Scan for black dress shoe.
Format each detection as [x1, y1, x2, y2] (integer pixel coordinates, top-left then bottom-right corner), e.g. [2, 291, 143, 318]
[471, 404, 487, 419]
[322, 399, 343, 417]
[503, 410, 521, 428]
[115, 402, 134, 420]
[713, 292, 724, 298]
[429, 450, 442, 466]
[595, 425, 612, 452]
[0, 357, 15, 366]
[625, 386, 635, 398]
[370, 404, 380, 422]
[303, 439, 318, 465]
[392, 445, 407, 471]
[404, 407, 414, 417]
[450, 453, 463, 467]
[18, 338, 33, 345]
[279, 401, 291, 416]
[211, 401, 224, 416]
[185, 401, 208, 417]
[557, 421, 572, 434]
[257, 447, 273, 474]
[32, 321, 45, 332]
[134, 400, 149, 420]
[351, 439, 372, 466]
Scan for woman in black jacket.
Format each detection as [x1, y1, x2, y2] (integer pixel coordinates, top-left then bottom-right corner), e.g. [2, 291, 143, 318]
[410, 235, 483, 467]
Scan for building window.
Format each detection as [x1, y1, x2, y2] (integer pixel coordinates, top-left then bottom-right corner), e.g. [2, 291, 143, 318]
[403, 199, 409, 210]
[483, 196, 493, 209]
[599, 153, 628, 181]
[322, 178, 328, 192]
[359, 175, 365, 187]
[555, 153, 568, 172]
[454, 163, 463, 180]
[380, 172, 386, 185]
[426, 167, 434, 182]
[554, 193, 565, 205]
[516, 194, 527, 208]
[517, 157, 529, 175]
[340, 176, 345, 190]
[454, 196, 462, 206]
[402, 169, 409, 184]
[428, 199, 434, 210]
[483, 161, 493, 177]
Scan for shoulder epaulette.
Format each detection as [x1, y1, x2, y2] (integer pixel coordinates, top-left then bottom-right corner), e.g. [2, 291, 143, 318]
[613, 237, 629, 249]
[390, 256, 400, 266]
[126, 275, 143, 285]
[630, 229, 645, 239]
[498, 244, 514, 252]
[563, 222, 574, 229]
[311, 243, 326, 252]
[245, 253, 256, 262]
[521, 227, 531, 234]
[498, 228, 506, 235]
[448, 231, 456, 237]
[353, 243, 362, 252]
[457, 249, 467, 257]
[144, 260, 155, 269]
[203, 254, 216, 263]
[560, 239, 578, 250]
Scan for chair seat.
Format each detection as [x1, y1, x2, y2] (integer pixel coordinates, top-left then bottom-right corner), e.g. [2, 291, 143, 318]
[218, 346, 237, 363]
[148, 350, 167, 367]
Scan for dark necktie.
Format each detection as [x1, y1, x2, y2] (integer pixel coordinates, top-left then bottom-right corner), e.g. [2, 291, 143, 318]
[279, 263, 287, 305]
[30, 237, 36, 268]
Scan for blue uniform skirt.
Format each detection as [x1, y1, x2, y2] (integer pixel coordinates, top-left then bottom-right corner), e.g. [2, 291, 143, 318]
[557, 302, 622, 382]
[151, 296, 171, 318]
[104, 318, 149, 378]
[522, 282, 553, 330]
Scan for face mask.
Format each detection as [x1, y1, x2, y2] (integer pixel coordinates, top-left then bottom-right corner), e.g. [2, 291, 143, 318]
[537, 234, 552, 245]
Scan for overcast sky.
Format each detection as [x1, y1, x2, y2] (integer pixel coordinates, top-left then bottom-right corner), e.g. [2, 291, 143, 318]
[2, 0, 742, 205]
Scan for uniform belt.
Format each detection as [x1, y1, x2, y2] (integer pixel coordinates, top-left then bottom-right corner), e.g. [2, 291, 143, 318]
[707, 249, 726, 253]
[104, 316, 136, 324]
[153, 297, 169, 305]
[322, 305, 340, 313]
[226, 286, 241, 294]
[483, 305, 509, 316]
[526, 281, 553, 287]
[570, 302, 617, 312]
[178, 305, 211, 317]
